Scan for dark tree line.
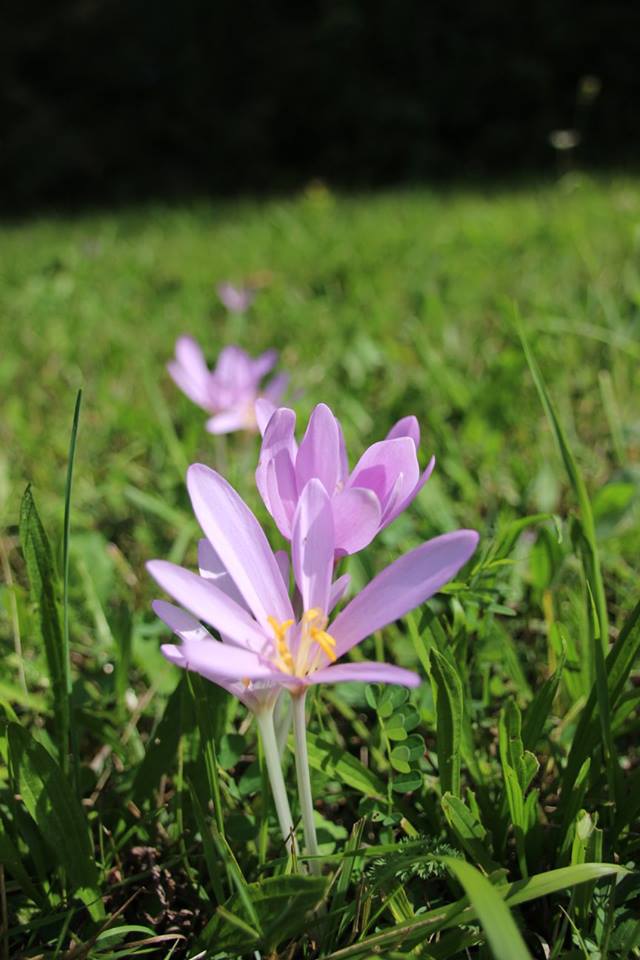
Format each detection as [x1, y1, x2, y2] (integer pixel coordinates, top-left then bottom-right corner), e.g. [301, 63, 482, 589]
[1, 0, 639, 212]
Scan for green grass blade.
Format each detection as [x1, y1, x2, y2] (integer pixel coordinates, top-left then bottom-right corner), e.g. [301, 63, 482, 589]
[7, 722, 104, 920]
[62, 389, 82, 788]
[19, 486, 68, 772]
[442, 856, 533, 960]
[517, 314, 608, 649]
[559, 598, 640, 814]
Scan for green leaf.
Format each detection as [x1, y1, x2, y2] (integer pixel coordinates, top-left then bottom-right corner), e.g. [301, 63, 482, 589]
[201, 874, 327, 953]
[303, 732, 386, 800]
[7, 722, 104, 920]
[131, 674, 195, 803]
[517, 314, 608, 649]
[442, 792, 496, 873]
[521, 650, 565, 750]
[559, 598, 640, 816]
[19, 486, 68, 769]
[442, 856, 533, 960]
[429, 648, 463, 797]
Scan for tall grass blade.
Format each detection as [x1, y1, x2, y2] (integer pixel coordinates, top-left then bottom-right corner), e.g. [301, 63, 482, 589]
[442, 856, 533, 959]
[19, 487, 68, 772]
[517, 314, 608, 649]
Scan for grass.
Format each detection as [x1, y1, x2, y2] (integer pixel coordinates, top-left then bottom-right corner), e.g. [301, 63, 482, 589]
[1, 174, 639, 958]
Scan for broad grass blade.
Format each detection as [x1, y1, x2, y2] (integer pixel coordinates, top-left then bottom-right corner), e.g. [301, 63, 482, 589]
[429, 648, 462, 797]
[7, 722, 104, 920]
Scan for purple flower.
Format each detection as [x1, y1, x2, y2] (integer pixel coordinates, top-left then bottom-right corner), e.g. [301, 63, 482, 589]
[256, 403, 435, 555]
[217, 283, 256, 313]
[168, 337, 287, 434]
[148, 465, 478, 700]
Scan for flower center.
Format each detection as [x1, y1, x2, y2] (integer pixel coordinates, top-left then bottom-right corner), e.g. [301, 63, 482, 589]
[267, 609, 337, 678]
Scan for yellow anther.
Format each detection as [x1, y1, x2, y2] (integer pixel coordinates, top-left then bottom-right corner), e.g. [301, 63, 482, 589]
[311, 628, 337, 662]
[302, 608, 321, 623]
[267, 616, 295, 673]
[242, 677, 251, 688]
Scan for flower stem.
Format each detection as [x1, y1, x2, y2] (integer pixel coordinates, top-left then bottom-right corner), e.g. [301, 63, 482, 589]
[256, 708, 298, 856]
[292, 691, 320, 874]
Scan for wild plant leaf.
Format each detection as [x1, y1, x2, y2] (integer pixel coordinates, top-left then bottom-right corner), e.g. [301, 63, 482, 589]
[7, 722, 104, 920]
[521, 650, 565, 751]
[131, 674, 195, 803]
[442, 792, 497, 873]
[303, 732, 386, 800]
[201, 874, 327, 953]
[429, 647, 463, 797]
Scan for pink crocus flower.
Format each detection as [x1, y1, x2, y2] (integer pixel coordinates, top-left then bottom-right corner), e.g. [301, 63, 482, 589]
[147, 464, 478, 698]
[217, 282, 256, 313]
[256, 403, 435, 556]
[168, 337, 287, 434]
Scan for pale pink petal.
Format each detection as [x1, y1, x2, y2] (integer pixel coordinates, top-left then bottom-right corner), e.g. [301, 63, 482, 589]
[336, 417, 349, 484]
[167, 336, 212, 409]
[331, 530, 479, 657]
[252, 349, 278, 380]
[255, 398, 276, 435]
[274, 550, 290, 588]
[256, 407, 298, 511]
[329, 573, 350, 612]
[147, 559, 268, 652]
[292, 479, 334, 614]
[198, 539, 248, 610]
[308, 662, 421, 688]
[386, 415, 420, 448]
[162, 634, 279, 682]
[206, 410, 252, 434]
[332, 487, 382, 554]
[265, 455, 297, 538]
[153, 599, 211, 643]
[347, 437, 419, 514]
[187, 464, 294, 629]
[295, 403, 342, 495]
[383, 455, 436, 527]
[262, 372, 289, 405]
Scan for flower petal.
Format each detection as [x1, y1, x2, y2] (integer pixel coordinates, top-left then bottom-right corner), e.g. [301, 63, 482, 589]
[332, 487, 382, 554]
[187, 464, 294, 629]
[262, 372, 289, 405]
[386, 415, 420, 448]
[255, 398, 276, 435]
[147, 559, 267, 652]
[292, 479, 334, 614]
[274, 550, 290, 589]
[256, 407, 298, 524]
[347, 437, 420, 516]
[168, 336, 212, 409]
[295, 403, 342, 495]
[329, 573, 350, 612]
[308, 661, 421, 687]
[252, 349, 278, 380]
[384, 455, 436, 526]
[162, 634, 278, 682]
[331, 529, 479, 657]
[198, 539, 248, 610]
[205, 409, 252, 434]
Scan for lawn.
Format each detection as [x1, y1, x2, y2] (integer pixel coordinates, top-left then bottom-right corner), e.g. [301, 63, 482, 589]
[1, 176, 639, 958]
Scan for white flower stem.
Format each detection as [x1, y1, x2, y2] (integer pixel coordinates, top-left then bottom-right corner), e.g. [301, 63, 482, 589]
[256, 708, 298, 856]
[292, 691, 320, 874]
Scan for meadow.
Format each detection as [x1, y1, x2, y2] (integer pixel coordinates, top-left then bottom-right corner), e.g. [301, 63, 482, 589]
[1, 175, 639, 958]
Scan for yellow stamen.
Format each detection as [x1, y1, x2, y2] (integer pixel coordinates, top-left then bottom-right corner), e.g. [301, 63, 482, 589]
[242, 677, 251, 688]
[267, 616, 295, 673]
[310, 628, 337, 662]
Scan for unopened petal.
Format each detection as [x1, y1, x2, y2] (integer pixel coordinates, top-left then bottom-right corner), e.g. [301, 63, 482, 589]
[292, 479, 334, 614]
